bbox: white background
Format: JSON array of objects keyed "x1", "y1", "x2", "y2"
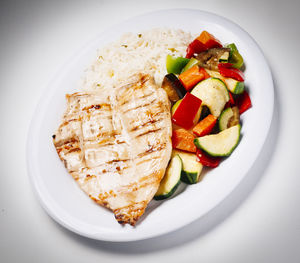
[{"x1": 1, "y1": 0, "x2": 299, "y2": 262}]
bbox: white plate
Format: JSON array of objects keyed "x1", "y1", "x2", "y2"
[{"x1": 27, "y1": 9, "x2": 274, "y2": 242}]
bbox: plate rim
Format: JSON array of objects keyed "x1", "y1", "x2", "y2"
[{"x1": 26, "y1": 8, "x2": 274, "y2": 242}]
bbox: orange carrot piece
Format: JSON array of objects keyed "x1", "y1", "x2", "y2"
[
  {"x1": 196, "y1": 31, "x2": 222, "y2": 49},
  {"x1": 178, "y1": 65, "x2": 209, "y2": 91},
  {"x1": 172, "y1": 129, "x2": 196, "y2": 153},
  {"x1": 192, "y1": 114, "x2": 217, "y2": 137}
]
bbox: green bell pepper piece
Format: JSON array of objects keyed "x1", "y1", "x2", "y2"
[
  {"x1": 166, "y1": 55, "x2": 190, "y2": 74},
  {"x1": 226, "y1": 43, "x2": 244, "y2": 69}
]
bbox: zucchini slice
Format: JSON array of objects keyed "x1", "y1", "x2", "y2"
[
  {"x1": 191, "y1": 78, "x2": 229, "y2": 117},
  {"x1": 173, "y1": 150, "x2": 203, "y2": 184},
  {"x1": 219, "y1": 51, "x2": 230, "y2": 62},
  {"x1": 224, "y1": 78, "x2": 244, "y2": 94},
  {"x1": 204, "y1": 69, "x2": 244, "y2": 94},
  {"x1": 219, "y1": 106, "x2": 240, "y2": 131},
  {"x1": 154, "y1": 155, "x2": 182, "y2": 200},
  {"x1": 194, "y1": 124, "x2": 241, "y2": 157},
  {"x1": 181, "y1": 57, "x2": 200, "y2": 73}
]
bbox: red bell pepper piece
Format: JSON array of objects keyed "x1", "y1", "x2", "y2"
[
  {"x1": 192, "y1": 114, "x2": 217, "y2": 137},
  {"x1": 196, "y1": 31, "x2": 223, "y2": 49},
  {"x1": 225, "y1": 92, "x2": 235, "y2": 108},
  {"x1": 172, "y1": 129, "x2": 197, "y2": 153},
  {"x1": 196, "y1": 149, "x2": 221, "y2": 168},
  {"x1": 235, "y1": 91, "x2": 252, "y2": 114},
  {"x1": 179, "y1": 65, "x2": 210, "y2": 91},
  {"x1": 218, "y1": 63, "x2": 245, "y2": 82},
  {"x1": 172, "y1": 92, "x2": 202, "y2": 129},
  {"x1": 186, "y1": 39, "x2": 208, "y2": 58}
]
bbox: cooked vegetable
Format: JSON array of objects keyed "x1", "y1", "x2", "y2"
[
  {"x1": 196, "y1": 31, "x2": 223, "y2": 49},
  {"x1": 204, "y1": 69, "x2": 223, "y2": 79},
  {"x1": 181, "y1": 57, "x2": 200, "y2": 73},
  {"x1": 219, "y1": 106, "x2": 240, "y2": 131},
  {"x1": 196, "y1": 48, "x2": 231, "y2": 71},
  {"x1": 219, "y1": 51, "x2": 230, "y2": 62},
  {"x1": 191, "y1": 78, "x2": 229, "y2": 117},
  {"x1": 225, "y1": 78, "x2": 244, "y2": 94},
  {"x1": 227, "y1": 43, "x2": 238, "y2": 54},
  {"x1": 161, "y1": 32, "x2": 248, "y2": 193},
  {"x1": 204, "y1": 69, "x2": 244, "y2": 94},
  {"x1": 162, "y1": 73, "x2": 187, "y2": 102},
  {"x1": 172, "y1": 129, "x2": 197, "y2": 153},
  {"x1": 154, "y1": 155, "x2": 182, "y2": 200},
  {"x1": 226, "y1": 43, "x2": 244, "y2": 69},
  {"x1": 199, "y1": 105, "x2": 211, "y2": 121},
  {"x1": 166, "y1": 55, "x2": 190, "y2": 74},
  {"x1": 235, "y1": 91, "x2": 252, "y2": 114},
  {"x1": 196, "y1": 149, "x2": 221, "y2": 168},
  {"x1": 179, "y1": 65, "x2": 210, "y2": 91},
  {"x1": 194, "y1": 124, "x2": 241, "y2": 157},
  {"x1": 186, "y1": 39, "x2": 208, "y2": 59},
  {"x1": 171, "y1": 99, "x2": 182, "y2": 115},
  {"x1": 225, "y1": 92, "x2": 235, "y2": 108},
  {"x1": 193, "y1": 114, "x2": 217, "y2": 137},
  {"x1": 172, "y1": 92, "x2": 202, "y2": 129},
  {"x1": 218, "y1": 63, "x2": 245, "y2": 82},
  {"x1": 173, "y1": 150, "x2": 203, "y2": 184}
]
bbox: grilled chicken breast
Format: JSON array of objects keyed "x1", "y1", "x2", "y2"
[{"x1": 53, "y1": 74, "x2": 172, "y2": 226}]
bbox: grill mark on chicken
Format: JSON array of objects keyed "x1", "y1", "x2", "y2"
[
  {"x1": 97, "y1": 139, "x2": 125, "y2": 147},
  {"x1": 82, "y1": 103, "x2": 112, "y2": 112},
  {"x1": 119, "y1": 91, "x2": 153, "y2": 107},
  {"x1": 137, "y1": 142, "x2": 167, "y2": 157},
  {"x1": 135, "y1": 127, "x2": 162, "y2": 138},
  {"x1": 129, "y1": 116, "x2": 164, "y2": 132},
  {"x1": 53, "y1": 73, "x2": 172, "y2": 226},
  {"x1": 121, "y1": 98, "x2": 157, "y2": 114},
  {"x1": 83, "y1": 131, "x2": 122, "y2": 142},
  {"x1": 54, "y1": 138, "x2": 80, "y2": 148},
  {"x1": 116, "y1": 74, "x2": 149, "y2": 93},
  {"x1": 128, "y1": 107, "x2": 165, "y2": 126},
  {"x1": 99, "y1": 164, "x2": 130, "y2": 174},
  {"x1": 105, "y1": 159, "x2": 130, "y2": 165},
  {"x1": 66, "y1": 147, "x2": 81, "y2": 153},
  {"x1": 84, "y1": 174, "x2": 97, "y2": 181},
  {"x1": 135, "y1": 155, "x2": 160, "y2": 165}
]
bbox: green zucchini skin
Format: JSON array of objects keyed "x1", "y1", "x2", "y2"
[
  {"x1": 194, "y1": 124, "x2": 241, "y2": 157},
  {"x1": 219, "y1": 107, "x2": 233, "y2": 131},
  {"x1": 154, "y1": 180, "x2": 181, "y2": 200},
  {"x1": 171, "y1": 150, "x2": 202, "y2": 184},
  {"x1": 233, "y1": 81, "x2": 245, "y2": 94},
  {"x1": 225, "y1": 79, "x2": 244, "y2": 94},
  {"x1": 181, "y1": 171, "x2": 199, "y2": 185},
  {"x1": 219, "y1": 106, "x2": 240, "y2": 131},
  {"x1": 154, "y1": 155, "x2": 182, "y2": 200}
]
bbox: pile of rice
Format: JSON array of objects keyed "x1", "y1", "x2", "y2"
[{"x1": 82, "y1": 28, "x2": 193, "y2": 91}]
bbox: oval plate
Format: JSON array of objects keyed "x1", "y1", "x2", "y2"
[{"x1": 27, "y1": 9, "x2": 274, "y2": 241}]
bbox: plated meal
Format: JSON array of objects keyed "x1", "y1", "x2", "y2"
[{"x1": 52, "y1": 28, "x2": 252, "y2": 226}]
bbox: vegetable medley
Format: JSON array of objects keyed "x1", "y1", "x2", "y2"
[{"x1": 155, "y1": 31, "x2": 252, "y2": 200}]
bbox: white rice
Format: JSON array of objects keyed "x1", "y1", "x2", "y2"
[{"x1": 81, "y1": 28, "x2": 193, "y2": 91}]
